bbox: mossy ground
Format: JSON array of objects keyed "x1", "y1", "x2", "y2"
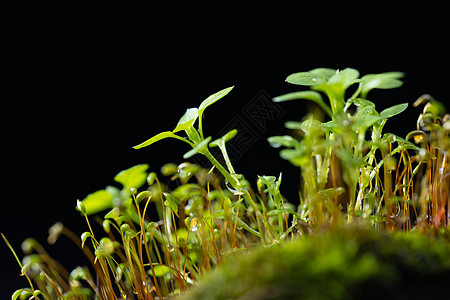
[{"x1": 180, "y1": 226, "x2": 450, "y2": 300}]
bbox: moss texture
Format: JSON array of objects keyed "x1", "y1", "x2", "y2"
[{"x1": 180, "y1": 226, "x2": 450, "y2": 300}]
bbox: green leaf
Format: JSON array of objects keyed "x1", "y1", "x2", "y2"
[
  {"x1": 273, "y1": 90, "x2": 323, "y2": 103},
  {"x1": 173, "y1": 108, "x2": 199, "y2": 133},
  {"x1": 172, "y1": 183, "x2": 202, "y2": 199},
  {"x1": 335, "y1": 149, "x2": 369, "y2": 168},
  {"x1": 80, "y1": 190, "x2": 113, "y2": 215},
  {"x1": 152, "y1": 265, "x2": 171, "y2": 277},
  {"x1": 114, "y1": 164, "x2": 149, "y2": 191},
  {"x1": 133, "y1": 131, "x2": 192, "y2": 149},
  {"x1": 379, "y1": 103, "x2": 408, "y2": 119},
  {"x1": 183, "y1": 136, "x2": 212, "y2": 159},
  {"x1": 163, "y1": 192, "x2": 180, "y2": 215},
  {"x1": 198, "y1": 86, "x2": 234, "y2": 118},
  {"x1": 350, "y1": 98, "x2": 376, "y2": 108},
  {"x1": 354, "y1": 114, "x2": 383, "y2": 131},
  {"x1": 267, "y1": 135, "x2": 299, "y2": 148},
  {"x1": 327, "y1": 68, "x2": 360, "y2": 89},
  {"x1": 286, "y1": 71, "x2": 326, "y2": 86},
  {"x1": 12, "y1": 289, "x2": 30, "y2": 300},
  {"x1": 279, "y1": 148, "x2": 308, "y2": 167},
  {"x1": 257, "y1": 173, "x2": 282, "y2": 196},
  {"x1": 284, "y1": 121, "x2": 303, "y2": 130},
  {"x1": 390, "y1": 134, "x2": 421, "y2": 151},
  {"x1": 309, "y1": 68, "x2": 337, "y2": 79},
  {"x1": 360, "y1": 72, "x2": 404, "y2": 97},
  {"x1": 316, "y1": 187, "x2": 346, "y2": 201},
  {"x1": 210, "y1": 129, "x2": 238, "y2": 147},
  {"x1": 301, "y1": 119, "x2": 325, "y2": 136},
  {"x1": 267, "y1": 208, "x2": 301, "y2": 220},
  {"x1": 273, "y1": 91, "x2": 332, "y2": 117}
]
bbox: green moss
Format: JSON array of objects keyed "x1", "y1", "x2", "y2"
[{"x1": 180, "y1": 227, "x2": 450, "y2": 300}]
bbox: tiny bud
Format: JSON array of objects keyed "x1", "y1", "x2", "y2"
[
  {"x1": 76, "y1": 200, "x2": 86, "y2": 215},
  {"x1": 147, "y1": 172, "x2": 157, "y2": 185}
]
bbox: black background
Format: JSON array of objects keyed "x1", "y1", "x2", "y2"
[{"x1": 1, "y1": 2, "x2": 448, "y2": 296}]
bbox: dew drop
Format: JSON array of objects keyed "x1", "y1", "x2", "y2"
[
  {"x1": 167, "y1": 244, "x2": 175, "y2": 252},
  {"x1": 190, "y1": 217, "x2": 199, "y2": 232}
]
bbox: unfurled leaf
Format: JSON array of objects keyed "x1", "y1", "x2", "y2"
[
  {"x1": 80, "y1": 190, "x2": 113, "y2": 215},
  {"x1": 316, "y1": 187, "x2": 346, "y2": 201},
  {"x1": 309, "y1": 68, "x2": 336, "y2": 79},
  {"x1": 279, "y1": 148, "x2": 308, "y2": 167},
  {"x1": 350, "y1": 98, "x2": 376, "y2": 108},
  {"x1": 173, "y1": 108, "x2": 199, "y2": 133},
  {"x1": 273, "y1": 90, "x2": 323, "y2": 103},
  {"x1": 360, "y1": 72, "x2": 404, "y2": 97},
  {"x1": 183, "y1": 136, "x2": 212, "y2": 159},
  {"x1": 152, "y1": 265, "x2": 171, "y2": 277},
  {"x1": 284, "y1": 121, "x2": 303, "y2": 130},
  {"x1": 172, "y1": 183, "x2": 202, "y2": 200},
  {"x1": 133, "y1": 131, "x2": 191, "y2": 149},
  {"x1": 286, "y1": 71, "x2": 326, "y2": 86},
  {"x1": 161, "y1": 163, "x2": 178, "y2": 176},
  {"x1": 198, "y1": 86, "x2": 234, "y2": 118},
  {"x1": 353, "y1": 107, "x2": 382, "y2": 131},
  {"x1": 114, "y1": 164, "x2": 149, "y2": 191},
  {"x1": 380, "y1": 103, "x2": 408, "y2": 119},
  {"x1": 273, "y1": 91, "x2": 332, "y2": 117},
  {"x1": 301, "y1": 119, "x2": 325, "y2": 136},
  {"x1": 327, "y1": 68, "x2": 360, "y2": 89},
  {"x1": 267, "y1": 135, "x2": 299, "y2": 148},
  {"x1": 267, "y1": 208, "x2": 301, "y2": 219},
  {"x1": 210, "y1": 129, "x2": 238, "y2": 147},
  {"x1": 335, "y1": 149, "x2": 369, "y2": 168}
]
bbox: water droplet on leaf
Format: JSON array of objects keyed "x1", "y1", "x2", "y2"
[{"x1": 190, "y1": 217, "x2": 199, "y2": 232}]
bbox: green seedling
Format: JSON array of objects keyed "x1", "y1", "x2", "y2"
[
  {"x1": 3, "y1": 68, "x2": 449, "y2": 300},
  {"x1": 271, "y1": 67, "x2": 449, "y2": 231}
]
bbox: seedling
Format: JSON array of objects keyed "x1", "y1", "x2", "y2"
[
  {"x1": 3, "y1": 68, "x2": 449, "y2": 299},
  {"x1": 270, "y1": 68, "x2": 449, "y2": 230}
]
